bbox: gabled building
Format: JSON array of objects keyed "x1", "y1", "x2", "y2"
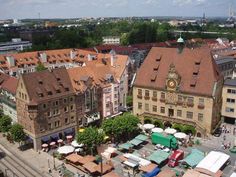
[
  {"x1": 0, "y1": 75, "x2": 18, "y2": 122},
  {"x1": 133, "y1": 47, "x2": 223, "y2": 137},
  {"x1": 16, "y1": 68, "x2": 77, "y2": 151}
]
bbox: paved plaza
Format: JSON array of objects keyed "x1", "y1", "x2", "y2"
[{"x1": 0, "y1": 123, "x2": 236, "y2": 177}]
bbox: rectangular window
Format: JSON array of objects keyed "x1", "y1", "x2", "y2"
[
  {"x1": 145, "y1": 103, "x2": 149, "y2": 111},
  {"x1": 161, "y1": 92, "x2": 165, "y2": 99},
  {"x1": 54, "y1": 121, "x2": 60, "y2": 128},
  {"x1": 187, "y1": 97, "x2": 194, "y2": 104},
  {"x1": 160, "y1": 107, "x2": 165, "y2": 114},
  {"x1": 138, "y1": 102, "x2": 142, "y2": 109},
  {"x1": 153, "y1": 91, "x2": 157, "y2": 98},
  {"x1": 152, "y1": 105, "x2": 157, "y2": 112},
  {"x1": 199, "y1": 98, "x2": 204, "y2": 105},
  {"x1": 226, "y1": 98, "x2": 235, "y2": 103},
  {"x1": 145, "y1": 90, "x2": 149, "y2": 97},
  {"x1": 65, "y1": 118, "x2": 69, "y2": 124},
  {"x1": 178, "y1": 95, "x2": 183, "y2": 102},
  {"x1": 47, "y1": 111, "x2": 52, "y2": 117},
  {"x1": 177, "y1": 110, "x2": 182, "y2": 117},
  {"x1": 70, "y1": 105, "x2": 74, "y2": 110},
  {"x1": 138, "y1": 89, "x2": 142, "y2": 96},
  {"x1": 48, "y1": 123, "x2": 52, "y2": 130},
  {"x1": 43, "y1": 104, "x2": 47, "y2": 109},
  {"x1": 70, "y1": 97, "x2": 74, "y2": 102},
  {"x1": 71, "y1": 116, "x2": 75, "y2": 122},
  {"x1": 198, "y1": 113, "x2": 203, "y2": 122},
  {"x1": 186, "y1": 112, "x2": 193, "y2": 119},
  {"x1": 226, "y1": 107, "x2": 234, "y2": 112},
  {"x1": 64, "y1": 106, "x2": 69, "y2": 112},
  {"x1": 227, "y1": 89, "x2": 236, "y2": 94}
]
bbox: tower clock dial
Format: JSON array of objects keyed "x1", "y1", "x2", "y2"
[{"x1": 167, "y1": 79, "x2": 176, "y2": 89}]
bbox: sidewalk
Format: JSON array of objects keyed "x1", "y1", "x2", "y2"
[{"x1": 0, "y1": 133, "x2": 86, "y2": 177}]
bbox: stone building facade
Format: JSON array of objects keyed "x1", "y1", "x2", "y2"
[{"x1": 133, "y1": 47, "x2": 223, "y2": 137}]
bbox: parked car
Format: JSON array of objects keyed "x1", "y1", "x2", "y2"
[
  {"x1": 168, "y1": 149, "x2": 184, "y2": 167},
  {"x1": 213, "y1": 127, "x2": 222, "y2": 137}
]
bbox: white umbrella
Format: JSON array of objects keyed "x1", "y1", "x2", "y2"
[
  {"x1": 143, "y1": 124, "x2": 155, "y2": 130},
  {"x1": 71, "y1": 140, "x2": 84, "y2": 148},
  {"x1": 164, "y1": 128, "x2": 177, "y2": 134},
  {"x1": 75, "y1": 148, "x2": 83, "y2": 152},
  {"x1": 174, "y1": 132, "x2": 187, "y2": 139},
  {"x1": 57, "y1": 145, "x2": 75, "y2": 154},
  {"x1": 151, "y1": 127, "x2": 164, "y2": 133}
]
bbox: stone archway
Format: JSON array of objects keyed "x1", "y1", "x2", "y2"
[
  {"x1": 196, "y1": 132, "x2": 202, "y2": 138},
  {"x1": 164, "y1": 121, "x2": 172, "y2": 129}
]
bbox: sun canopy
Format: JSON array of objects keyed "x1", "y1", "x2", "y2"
[
  {"x1": 57, "y1": 145, "x2": 75, "y2": 154},
  {"x1": 196, "y1": 151, "x2": 230, "y2": 173},
  {"x1": 182, "y1": 149, "x2": 205, "y2": 168},
  {"x1": 151, "y1": 128, "x2": 164, "y2": 133},
  {"x1": 143, "y1": 124, "x2": 155, "y2": 129},
  {"x1": 164, "y1": 128, "x2": 177, "y2": 134},
  {"x1": 65, "y1": 153, "x2": 82, "y2": 163},
  {"x1": 130, "y1": 138, "x2": 143, "y2": 146},
  {"x1": 147, "y1": 150, "x2": 170, "y2": 164},
  {"x1": 71, "y1": 140, "x2": 84, "y2": 148},
  {"x1": 135, "y1": 134, "x2": 149, "y2": 141},
  {"x1": 119, "y1": 143, "x2": 134, "y2": 150},
  {"x1": 174, "y1": 132, "x2": 187, "y2": 139}
]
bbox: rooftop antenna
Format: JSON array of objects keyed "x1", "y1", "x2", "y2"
[{"x1": 38, "y1": 12, "x2": 41, "y2": 20}]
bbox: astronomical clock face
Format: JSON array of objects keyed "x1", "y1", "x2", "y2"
[{"x1": 167, "y1": 79, "x2": 177, "y2": 89}]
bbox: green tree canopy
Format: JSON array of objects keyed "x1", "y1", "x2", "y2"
[
  {"x1": 0, "y1": 115, "x2": 12, "y2": 133},
  {"x1": 76, "y1": 127, "x2": 105, "y2": 155},
  {"x1": 102, "y1": 113, "x2": 139, "y2": 141},
  {"x1": 36, "y1": 63, "x2": 47, "y2": 72},
  {"x1": 10, "y1": 123, "x2": 26, "y2": 144}
]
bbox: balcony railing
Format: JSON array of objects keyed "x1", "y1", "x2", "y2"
[{"x1": 177, "y1": 101, "x2": 183, "y2": 106}]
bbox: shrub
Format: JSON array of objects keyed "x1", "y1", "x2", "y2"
[
  {"x1": 195, "y1": 139, "x2": 201, "y2": 145},
  {"x1": 172, "y1": 123, "x2": 184, "y2": 132},
  {"x1": 144, "y1": 117, "x2": 153, "y2": 124},
  {"x1": 153, "y1": 120, "x2": 164, "y2": 128},
  {"x1": 183, "y1": 125, "x2": 196, "y2": 135}
]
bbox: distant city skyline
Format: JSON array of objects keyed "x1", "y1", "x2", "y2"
[{"x1": 0, "y1": 0, "x2": 235, "y2": 19}]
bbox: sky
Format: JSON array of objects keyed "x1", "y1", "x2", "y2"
[{"x1": 0, "y1": 0, "x2": 234, "y2": 19}]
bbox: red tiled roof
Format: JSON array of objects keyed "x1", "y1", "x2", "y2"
[
  {"x1": 1, "y1": 76, "x2": 18, "y2": 94},
  {"x1": 134, "y1": 47, "x2": 222, "y2": 97}
]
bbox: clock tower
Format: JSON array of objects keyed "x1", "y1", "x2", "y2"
[{"x1": 166, "y1": 63, "x2": 181, "y2": 92}]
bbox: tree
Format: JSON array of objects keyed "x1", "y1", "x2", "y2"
[
  {"x1": 101, "y1": 113, "x2": 139, "y2": 141},
  {"x1": 36, "y1": 63, "x2": 47, "y2": 72},
  {"x1": 126, "y1": 95, "x2": 133, "y2": 107},
  {"x1": 10, "y1": 123, "x2": 26, "y2": 145},
  {"x1": 153, "y1": 120, "x2": 164, "y2": 128},
  {"x1": 0, "y1": 115, "x2": 12, "y2": 133},
  {"x1": 144, "y1": 117, "x2": 152, "y2": 124},
  {"x1": 76, "y1": 127, "x2": 104, "y2": 155}
]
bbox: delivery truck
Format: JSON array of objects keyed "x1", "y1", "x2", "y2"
[{"x1": 151, "y1": 132, "x2": 178, "y2": 149}]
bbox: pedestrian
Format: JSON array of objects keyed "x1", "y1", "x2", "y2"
[{"x1": 223, "y1": 135, "x2": 226, "y2": 141}]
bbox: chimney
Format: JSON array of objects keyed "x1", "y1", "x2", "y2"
[
  {"x1": 39, "y1": 52, "x2": 47, "y2": 63},
  {"x1": 110, "y1": 50, "x2": 116, "y2": 67},
  {"x1": 111, "y1": 54, "x2": 114, "y2": 67},
  {"x1": 88, "y1": 54, "x2": 92, "y2": 61},
  {"x1": 6, "y1": 56, "x2": 15, "y2": 67},
  {"x1": 70, "y1": 49, "x2": 77, "y2": 60}
]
